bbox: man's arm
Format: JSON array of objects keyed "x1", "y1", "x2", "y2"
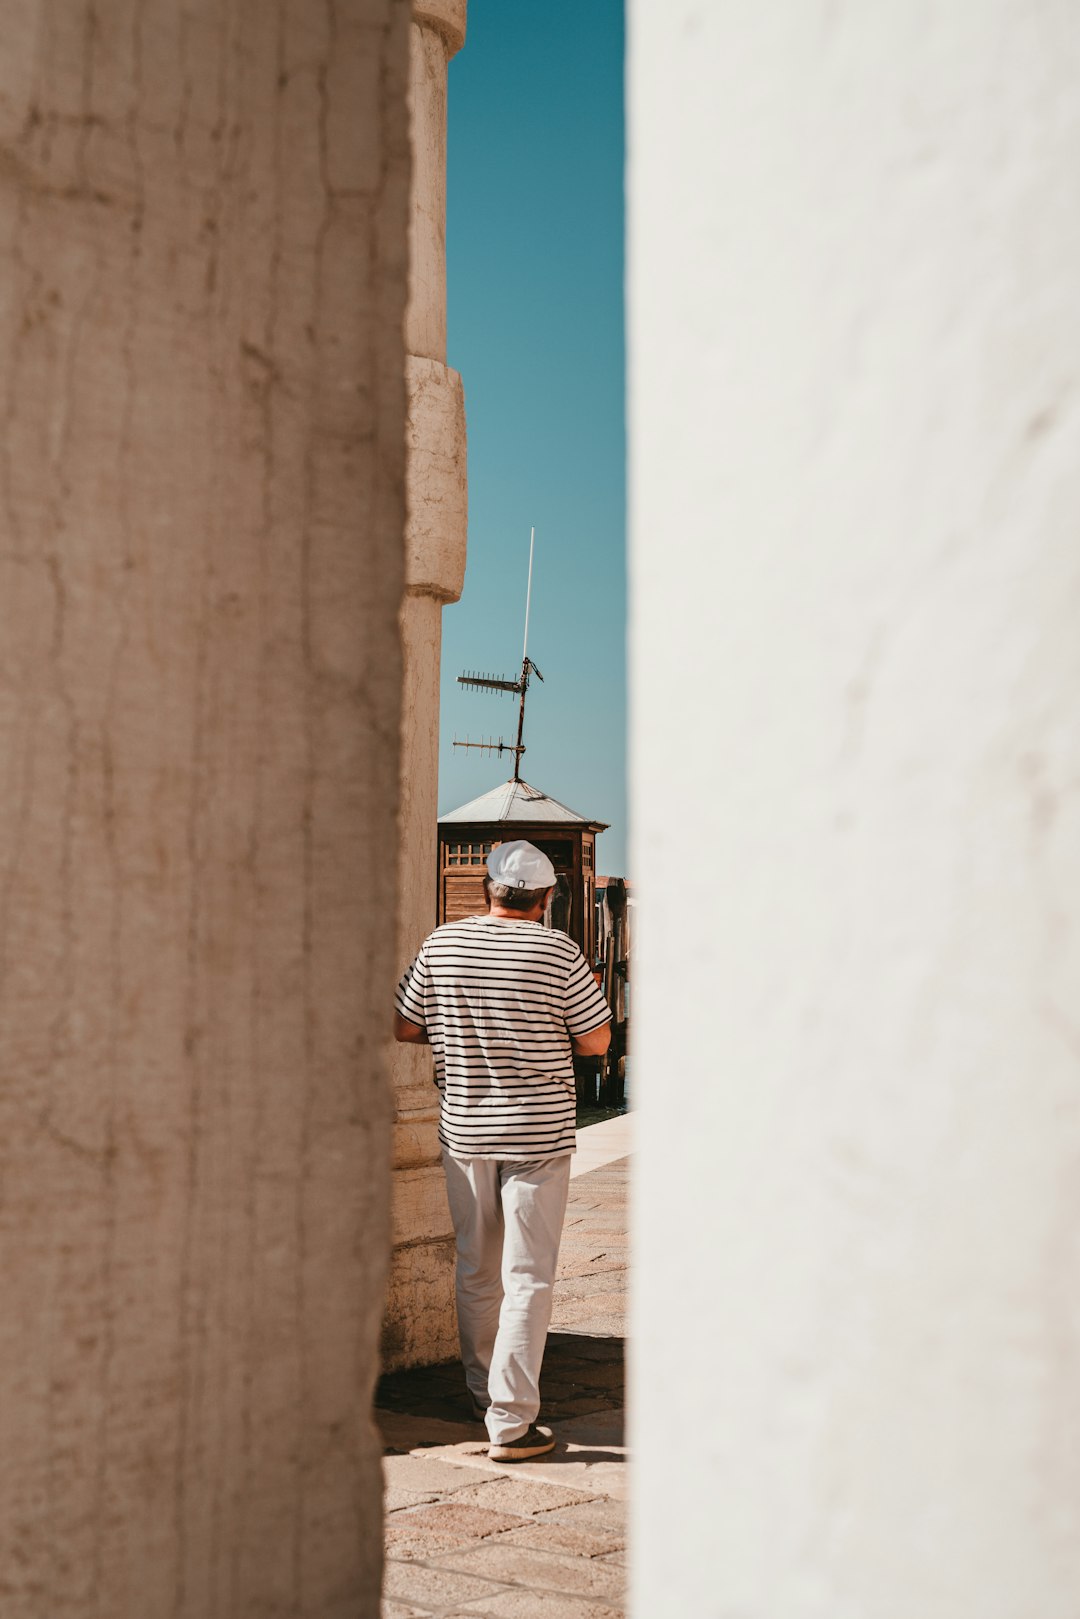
[
  {"x1": 394, "y1": 1013, "x2": 429, "y2": 1045},
  {"x1": 571, "y1": 1021, "x2": 611, "y2": 1058},
  {"x1": 565, "y1": 948, "x2": 614, "y2": 1057}
]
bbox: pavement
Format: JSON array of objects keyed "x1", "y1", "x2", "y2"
[
  {"x1": 376, "y1": 1126, "x2": 630, "y2": 1618},
  {"x1": 567, "y1": 1113, "x2": 632, "y2": 1181}
]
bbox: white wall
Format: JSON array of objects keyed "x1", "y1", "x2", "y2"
[{"x1": 629, "y1": 5, "x2": 1080, "y2": 1615}]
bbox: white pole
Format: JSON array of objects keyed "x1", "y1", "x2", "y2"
[{"x1": 522, "y1": 526, "x2": 535, "y2": 664}]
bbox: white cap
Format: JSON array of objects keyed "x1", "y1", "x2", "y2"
[{"x1": 486, "y1": 840, "x2": 556, "y2": 891}]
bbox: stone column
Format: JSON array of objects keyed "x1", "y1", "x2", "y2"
[
  {"x1": 630, "y1": 3, "x2": 1080, "y2": 1615},
  {"x1": 0, "y1": 3, "x2": 409, "y2": 1616},
  {"x1": 382, "y1": 0, "x2": 467, "y2": 1371}
]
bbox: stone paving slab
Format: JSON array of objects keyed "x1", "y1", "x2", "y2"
[
  {"x1": 383, "y1": 1560, "x2": 512, "y2": 1610},
  {"x1": 546, "y1": 1299, "x2": 624, "y2": 1337},
  {"x1": 568, "y1": 1113, "x2": 632, "y2": 1179},
  {"x1": 448, "y1": 1479, "x2": 601, "y2": 1515},
  {"x1": 386, "y1": 1502, "x2": 527, "y2": 1559},
  {"x1": 436, "y1": 1543, "x2": 625, "y2": 1600},
  {"x1": 378, "y1": 1152, "x2": 629, "y2": 1617},
  {"x1": 443, "y1": 1595, "x2": 624, "y2": 1618},
  {"x1": 535, "y1": 1500, "x2": 626, "y2": 1535},
  {"x1": 385, "y1": 1455, "x2": 496, "y2": 1496},
  {"x1": 494, "y1": 1522, "x2": 623, "y2": 1560}
]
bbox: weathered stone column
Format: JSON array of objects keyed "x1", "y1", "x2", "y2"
[
  {"x1": 382, "y1": 0, "x2": 467, "y2": 1370},
  {"x1": 630, "y1": 3, "x2": 1080, "y2": 1615},
  {"x1": 0, "y1": 4, "x2": 409, "y2": 1615}
]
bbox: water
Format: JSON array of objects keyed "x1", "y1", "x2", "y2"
[{"x1": 576, "y1": 1057, "x2": 631, "y2": 1128}]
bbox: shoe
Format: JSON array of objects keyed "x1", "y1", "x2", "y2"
[
  {"x1": 467, "y1": 1392, "x2": 489, "y2": 1424},
  {"x1": 488, "y1": 1424, "x2": 556, "y2": 1463}
]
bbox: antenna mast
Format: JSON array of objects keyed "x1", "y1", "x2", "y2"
[
  {"x1": 454, "y1": 528, "x2": 544, "y2": 781},
  {"x1": 522, "y1": 525, "x2": 535, "y2": 663}
]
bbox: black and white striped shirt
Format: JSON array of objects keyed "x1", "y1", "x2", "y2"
[{"x1": 395, "y1": 915, "x2": 612, "y2": 1160}]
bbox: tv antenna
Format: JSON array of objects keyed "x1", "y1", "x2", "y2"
[{"x1": 454, "y1": 526, "x2": 544, "y2": 784}]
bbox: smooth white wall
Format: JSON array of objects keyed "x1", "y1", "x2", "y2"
[{"x1": 628, "y1": 5, "x2": 1080, "y2": 1615}]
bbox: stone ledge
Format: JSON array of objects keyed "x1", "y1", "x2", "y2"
[
  {"x1": 382, "y1": 1237, "x2": 458, "y2": 1369},
  {"x1": 392, "y1": 1162, "x2": 454, "y2": 1247},
  {"x1": 405, "y1": 354, "x2": 467, "y2": 602},
  {"x1": 393, "y1": 1115, "x2": 442, "y2": 1171},
  {"x1": 413, "y1": 0, "x2": 467, "y2": 55}
]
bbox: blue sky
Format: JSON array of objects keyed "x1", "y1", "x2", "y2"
[{"x1": 440, "y1": 0, "x2": 627, "y2": 876}]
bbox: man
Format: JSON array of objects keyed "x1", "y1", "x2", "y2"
[{"x1": 394, "y1": 840, "x2": 612, "y2": 1461}]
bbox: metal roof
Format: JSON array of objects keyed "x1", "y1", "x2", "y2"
[{"x1": 439, "y1": 777, "x2": 609, "y2": 831}]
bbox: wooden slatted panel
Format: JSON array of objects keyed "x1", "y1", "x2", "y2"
[{"x1": 444, "y1": 873, "x2": 487, "y2": 924}]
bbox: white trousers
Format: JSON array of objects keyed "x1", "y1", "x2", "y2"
[{"x1": 442, "y1": 1149, "x2": 571, "y2": 1445}]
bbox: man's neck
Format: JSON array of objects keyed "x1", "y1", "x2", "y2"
[{"x1": 487, "y1": 905, "x2": 545, "y2": 924}]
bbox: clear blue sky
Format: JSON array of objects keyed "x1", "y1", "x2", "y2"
[{"x1": 440, "y1": 0, "x2": 627, "y2": 876}]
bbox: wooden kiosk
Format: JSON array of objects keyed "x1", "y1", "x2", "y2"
[{"x1": 438, "y1": 778, "x2": 608, "y2": 964}]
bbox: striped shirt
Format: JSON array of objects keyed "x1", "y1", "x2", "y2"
[{"x1": 395, "y1": 915, "x2": 612, "y2": 1160}]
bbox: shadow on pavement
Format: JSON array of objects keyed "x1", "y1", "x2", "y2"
[{"x1": 375, "y1": 1329, "x2": 625, "y2": 1445}]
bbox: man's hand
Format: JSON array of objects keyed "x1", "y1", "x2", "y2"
[
  {"x1": 571, "y1": 1021, "x2": 612, "y2": 1058},
  {"x1": 395, "y1": 1013, "x2": 429, "y2": 1045}
]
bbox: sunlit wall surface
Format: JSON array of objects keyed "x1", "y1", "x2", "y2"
[{"x1": 629, "y1": 4, "x2": 1080, "y2": 1614}]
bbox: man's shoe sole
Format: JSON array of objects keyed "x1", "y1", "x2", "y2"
[{"x1": 488, "y1": 1433, "x2": 556, "y2": 1463}]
